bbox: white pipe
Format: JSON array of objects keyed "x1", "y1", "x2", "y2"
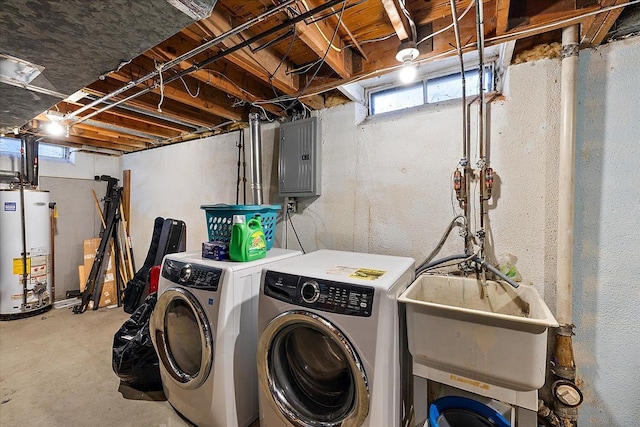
[{"x1": 556, "y1": 25, "x2": 579, "y2": 326}]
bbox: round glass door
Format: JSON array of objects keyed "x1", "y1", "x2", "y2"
[
  {"x1": 151, "y1": 287, "x2": 213, "y2": 389},
  {"x1": 257, "y1": 311, "x2": 369, "y2": 427}
]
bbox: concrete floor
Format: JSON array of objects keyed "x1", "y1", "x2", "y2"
[{"x1": 0, "y1": 303, "x2": 193, "y2": 427}]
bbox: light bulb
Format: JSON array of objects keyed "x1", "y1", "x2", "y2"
[
  {"x1": 399, "y1": 61, "x2": 417, "y2": 84},
  {"x1": 46, "y1": 121, "x2": 64, "y2": 136}
]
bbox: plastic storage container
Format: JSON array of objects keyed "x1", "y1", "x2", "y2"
[{"x1": 201, "y1": 204, "x2": 280, "y2": 250}]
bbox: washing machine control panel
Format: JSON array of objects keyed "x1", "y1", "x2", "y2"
[
  {"x1": 264, "y1": 271, "x2": 374, "y2": 317},
  {"x1": 162, "y1": 259, "x2": 222, "y2": 291}
]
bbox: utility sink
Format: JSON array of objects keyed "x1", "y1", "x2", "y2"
[{"x1": 399, "y1": 274, "x2": 558, "y2": 391}]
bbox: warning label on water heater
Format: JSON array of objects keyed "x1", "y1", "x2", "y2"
[
  {"x1": 13, "y1": 257, "x2": 31, "y2": 275},
  {"x1": 4, "y1": 202, "x2": 17, "y2": 211}
]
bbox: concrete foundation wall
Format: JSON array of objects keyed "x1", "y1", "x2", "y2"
[
  {"x1": 120, "y1": 36, "x2": 640, "y2": 426},
  {"x1": 0, "y1": 150, "x2": 119, "y2": 182}
]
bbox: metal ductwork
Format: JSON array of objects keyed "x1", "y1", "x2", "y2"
[
  {"x1": 249, "y1": 113, "x2": 264, "y2": 205},
  {"x1": 0, "y1": 0, "x2": 210, "y2": 134},
  {"x1": 0, "y1": 170, "x2": 21, "y2": 183}
]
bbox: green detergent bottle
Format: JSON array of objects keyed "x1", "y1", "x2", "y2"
[{"x1": 229, "y1": 215, "x2": 267, "y2": 262}]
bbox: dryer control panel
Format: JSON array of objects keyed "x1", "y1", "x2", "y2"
[
  {"x1": 162, "y1": 259, "x2": 222, "y2": 291},
  {"x1": 264, "y1": 271, "x2": 374, "y2": 317}
]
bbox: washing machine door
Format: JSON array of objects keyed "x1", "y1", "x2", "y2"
[
  {"x1": 257, "y1": 310, "x2": 369, "y2": 427},
  {"x1": 151, "y1": 286, "x2": 213, "y2": 389}
]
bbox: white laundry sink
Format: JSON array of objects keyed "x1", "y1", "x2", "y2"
[{"x1": 399, "y1": 274, "x2": 558, "y2": 391}]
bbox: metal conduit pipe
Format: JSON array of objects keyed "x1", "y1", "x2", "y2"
[
  {"x1": 19, "y1": 137, "x2": 29, "y2": 309},
  {"x1": 66, "y1": 0, "x2": 298, "y2": 121},
  {"x1": 449, "y1": 0, "x2": 472, "y2": 255},
  {"x1": 475, "y1": 0, "x2": 487, "y2": 239},
  {"x1": 552, "y1": 24, "x2": 580, "y2": 427},
  {"x1": 248, "y1": 113, "x2": 264, "y2": 205},
  {"x1": 82, "y1": 95, "x2": 201, "y2": 130}
]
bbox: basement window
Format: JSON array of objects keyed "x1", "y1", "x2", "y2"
[
  {"x1": 369, "y1": 66, "x2": 494, "y2": 116},
  {"x1": 0, "y1": 137, "x2": 70, "y2": 161}
]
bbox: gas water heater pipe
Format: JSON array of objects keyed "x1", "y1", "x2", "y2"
[
  {"x1": 19, "y1": 137, "x2": 29, "y2": 309},
  {"x1": 553, "y1": 24, "x2": 580, "y2": 426},
  {"x1": 249, "y1": 113, "x2": 264, "y2": 205}
]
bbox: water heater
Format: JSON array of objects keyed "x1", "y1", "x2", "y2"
[{"x1": 0, "y1": 189, "x2": 52, "y2": 319}]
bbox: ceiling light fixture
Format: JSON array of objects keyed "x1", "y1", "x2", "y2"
[
  {"x1": 45, "y1": 121, "x2": 65, "y2": 136},
  {"x1": 396, "y1": 40, "x2": 419, "y2": 84},
  {"x1": 44, "y1": 110, "x2": 66, "y2": 136}
]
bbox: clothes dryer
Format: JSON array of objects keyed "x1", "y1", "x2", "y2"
[
  {"x1": 150, "y1": 249, "x2": 301, "y2": 427},
  {"x1": 256, "y1": 250, "x2": 415, "y2": 427}
]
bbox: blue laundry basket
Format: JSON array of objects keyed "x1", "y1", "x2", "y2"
[{"x1": 201, "y1": 204, "x2": 280, "y2": 250}]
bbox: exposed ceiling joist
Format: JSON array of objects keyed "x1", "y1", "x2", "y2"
[
  {"x1": 496, "y1": 0, "x2": 512, "y2": 35},
  {"x1": 106, "y1": 56, "x2": 245, "y2": 122},
  {"x1": 186, "y1": 17, "x2": 326, "y2": 109},
  {"x1": 146, "y1": 45, "x2": 284, "y2": 116},
  {"x1": 292, "y1": 0, "x2": 354, "y2": 79},
  {"x1": 71, "y1": 98, "x2": 197, "y2": 133},
  {"x1": 58, "y1": 102, "x2": 183, "y2": 139},
  {"x1": 86, "y1": 80, "x2": 228, "y2": 129},
  {"x1": 2, "y1": 0, "x2": 634, "y2": 154},
  {"x1": 197, "y1": 13, "x2": 300, "y2": 93},
  {"x1": 381, "y1": 0, "x2": 412, "y2": 41},
  {"x1": 581, "y1": 0, "x2": 628, "y2": 46}
]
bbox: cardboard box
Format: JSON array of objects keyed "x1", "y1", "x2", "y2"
[{"x1": 80, "y1": 238, "x2": 116, "y2": 307}]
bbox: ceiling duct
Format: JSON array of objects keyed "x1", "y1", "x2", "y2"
[
  {"x1": 0, "y1": 54, "x2": 45, "y2": 87},
  {"x1": 165, "y1": 0, "x2": 217, "y2": 20}
]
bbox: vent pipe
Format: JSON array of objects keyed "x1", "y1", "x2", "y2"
[
  {"x1": 0, "y1": 170, "x2": 20, "y2": 182},
  {"x1": 249, "y1": 113, "x2": 264, "y2": 205},
  {"x1": 553, "y1": 24, "x2": 580, "y2": 427}
]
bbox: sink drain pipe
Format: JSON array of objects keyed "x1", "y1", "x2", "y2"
[{"x1": 552, "y1": 24, "x2": 581, "y2": 426}]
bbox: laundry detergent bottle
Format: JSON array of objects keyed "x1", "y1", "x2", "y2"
[{"x1": 229, "y1": 215, "x2": 267, "y2": 262}]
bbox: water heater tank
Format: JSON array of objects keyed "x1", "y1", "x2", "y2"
[{"x1": 0, "y1": 189, "x2": 52, "y2": 320}]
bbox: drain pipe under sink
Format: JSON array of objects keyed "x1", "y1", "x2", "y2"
[{"x1": 552, "y1": 24, "x2": 581, "y2": 426}]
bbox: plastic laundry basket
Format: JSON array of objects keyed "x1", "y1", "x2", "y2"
[{"x1": 201, "y1": 204, "x2": 280, "y2": 250}]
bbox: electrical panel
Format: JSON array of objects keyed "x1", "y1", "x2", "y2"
[{"x1": 278, "y1": 117, "x2": 321, "y2": 198}]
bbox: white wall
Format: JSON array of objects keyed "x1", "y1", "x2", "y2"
[
  {"x1": 1, "y1": 150, "x2": 119, "y2": 182},
  {"x1": 572, "y1": 37, "x2": 640, "y2": 426},
  {"x1": 120, "y1": 126, "x2": 279, "y2": 264},
  {"x1": 120, "y1": 36, "x2": 640, "y2": 425}
]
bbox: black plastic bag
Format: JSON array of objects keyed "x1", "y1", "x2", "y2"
[
  {"x1": 112, "y1": 293, "x2": 163, "y2": 391},
  {"x1": 122, "y1": 276, "x2": 148, "y2": 315}
]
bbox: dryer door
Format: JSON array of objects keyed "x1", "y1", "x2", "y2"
[
  {"x1": 151, "y1": 286, "x2": 213, "y2": 389},
  {"x1": 257, "y1": 310, "x2": 369, "y2": 427}
]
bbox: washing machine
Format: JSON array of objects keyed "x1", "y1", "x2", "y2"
[
  {"x1": 256, "y1": 249, "x2": 416, "y2": 427},
  {"x1": 150, "y1": 248, "x2": 301, "y2": 427}
]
